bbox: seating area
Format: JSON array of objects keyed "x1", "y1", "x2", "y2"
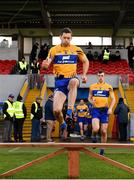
[
  {"x1": 128, "y1": 74, "x2": 134, "y2": 84},
  {"x1": 40, "y1": 60, "x2": 133, "y2": 75},
  {"x1": 78, "y1": 59, "x2": 132, "y2": 74},
  {"x1": 0, "y1": 60, "x2": 17, "y2": 74}
]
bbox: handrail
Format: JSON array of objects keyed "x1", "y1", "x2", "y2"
[
  {"x1": 19, "y1": 76, "x2": 29, "y2": 101},
  {"x1": 40, "y1": 80, "x2": 47, "y2": 107}
]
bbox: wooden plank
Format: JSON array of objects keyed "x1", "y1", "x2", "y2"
[
  {"x1": 0, "y1": 148, "x2": 65, "y2": 178},
  {"x1": 68, "y1": 148, "x2": 80, "y2": 179},
  {"x1": 82, "y1": 148, "x2": 134, "y2": 174},
  {"x1": 0, "y1": 143, "x2": 134, "y2": 149}
]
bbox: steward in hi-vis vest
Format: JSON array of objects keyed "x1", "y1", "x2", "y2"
[
  {"x1": 103, "y1": 48, "x2": 110, "y2": 64},
  {"x1": 13, "y1": 95, "x2": 27, "y2": 142},
  {"x1": 2, "y1": 94, "x2": 15, "y2": 142},
  {"x1": 18, "y1": 57, "x2": 28, "y2": 74},
  {"x1": 31, "y1": 96, "x2": 43, "y2": 142}
]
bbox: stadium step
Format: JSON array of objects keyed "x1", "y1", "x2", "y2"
[{"x1": 23, "y1": 88, "x2": 41, "y2": 142}]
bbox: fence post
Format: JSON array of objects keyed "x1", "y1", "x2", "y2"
[{"x1": 68, "y1": 148, "x2": 80, "y2": 179}]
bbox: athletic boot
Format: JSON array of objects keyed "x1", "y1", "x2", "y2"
[{"x1": 99, "y1": 149, "x2": 105, "y2": 156}]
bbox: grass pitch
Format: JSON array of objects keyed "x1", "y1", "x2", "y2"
[{"x1": 0, "y1": 147, "x2": 134, "y2": 179}]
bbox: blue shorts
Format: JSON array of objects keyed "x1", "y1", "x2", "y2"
[
  {"x1": 85, "y1": 117, "x2": 92, "y2": 124},
  {"x1": 55, "y1": 77, "x2": 78, "y2": 96},
  {"x1": 92, "y1": 107, "x2": 109, "y2": 123},
  {"x1": 77, "y1": 117, "x2": 86, "y2": 124}
]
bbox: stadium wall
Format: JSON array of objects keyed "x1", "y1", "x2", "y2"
[
  {"x1": 0, "y1": 47, "x2": 18, "y2": 60},
  {"x1": 45, "y1": 75, "x2": 119, "y2": 88},
  {"x1": 0, "y1": 75, "x2": 26, "y2": 101}
]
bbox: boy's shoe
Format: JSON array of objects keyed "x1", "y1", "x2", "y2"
[{"x1": 99, "y1": 149, "x2": 105, "y2": 156}]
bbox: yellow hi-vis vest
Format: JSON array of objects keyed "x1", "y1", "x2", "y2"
[
  {"x1": 103, "y1": 50, "x2": 110, "y2": 60},
  {"x1": 31, "y1": 62, "x2": 40, "y2": 74},
  {"x1": 13, "y1": 101, "x2": 24, "y2": 119},
  {"x1": 4, "y1": 100, "x2": 14, "y2": 118},
  {"x1": 19, "y1": 61, "x2": 27, "y2": 70},
  {"x1": 31, "y1": 102, "x2": 38, "y2": 120}
]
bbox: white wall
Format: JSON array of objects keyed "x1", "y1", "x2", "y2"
[
  {"x1": 24, "y1": 38, "x2": 32, "y2": 54},
  {"x1": 45, "y1": 74, "x2": 119, "y2": 88},
  {"x1": 0, "y1": 75, "x2": 26, "y2": 101},
  {"x1": 0, "y1": 47, "x2": 18, "y2": 60}
]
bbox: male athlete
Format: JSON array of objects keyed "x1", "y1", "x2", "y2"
[
  {"x1": 42, "y1": 27, "x2": 89, "y2": 139},
  {"x1": 88, "y1": 70, "x2": 115, "y2": 155},
  {"x1": 76, "y1": 99, "x2": 88, "y2": 141}
]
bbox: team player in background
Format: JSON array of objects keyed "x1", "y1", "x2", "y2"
[
  {"x1": 88, "y1": 70, "x2": 115, "y2": 155},
  {"x1": 42, "y1": 27, "x2": 89, "y2": 140},
  {"x1": 76, "y1": 99, "x2": 88, "y2": 141}
]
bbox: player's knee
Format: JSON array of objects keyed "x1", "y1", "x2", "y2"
[
  {"x1": 101, "y1": 129, "x2": 107, "y2": 136},
  {"x1": 69, "y1": 79, "x2": 79, "y2": 87},
  {"x1": 92, "y1": 127, "x2": 99, "y2": 133}
]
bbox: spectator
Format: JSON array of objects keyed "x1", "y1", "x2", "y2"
[
  {"x1": 18, "y1": 57, "x2": 28, "y2": 74},
  {"x1": 87, "y1": 41, "x2": 93, "y2": 49},
  {"x1": 30, "y1": 42, "x2": 39, "y2": 64},
  {"x1": 44, "y1": 94, "x2": 56, "y2": 142},
  {"x1": 30, "y1": 59, "x2": 41, "y2": 89},
  {"x1": 114, "y1": 98, "x2": 130, "y2": 142},
  {"x1": 31, "y1": 97, "x2": 43, "y2": 142},
  {"x1": 126, "y1": 42, "x2": 134, "y2": 69},
  {"x1": 86, "y1": 50, "x2": 93, "y2": 61},
  {"x1": 111, "y1": 51, "x2": 121, "y2": 61},
  {"x1": 2, "y1": 94, "x2": 14, "y2": 142},
  {"x1": 13, "y1": 95, "x2": 27, "y2": 142},
  {"x1": 115, "y1": 51, "x2": 121, "y2": 61},
  {"x1": 93, "y1": 51, "x2": 99, "y2": 60},
  {"x1": 0, "y1": 39, "x2": 9, "y2": 48},
  {"x1": 38, "y1": 44, "x2": 49, "y2": 61},
  {"x1": 102, "y1": 48, "x2": 110, "y2": 64}
]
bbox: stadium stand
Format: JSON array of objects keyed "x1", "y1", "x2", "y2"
[
  {"x1": 0, "y1": 60, "x2": 17, "y2": 74},
  {"x1": 40, "y1": 60, "x2": 133, "y2": 75},
  {"x1": 23, "y1": 88, "x2": 41, "y2": 141}
]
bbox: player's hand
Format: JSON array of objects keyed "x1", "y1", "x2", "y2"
[
  {"x1": 42, "y1": 60, "x2": 49, "y2": 69},
  {"x1": 107, "y1": 108, "x2": 112, "y2": 114},
  {"x1": 81, "y1": 75, "x2": 87, "y2": 83},
  {"x1": 92, "y1": 99, "x2": 96, "y2": 105}
]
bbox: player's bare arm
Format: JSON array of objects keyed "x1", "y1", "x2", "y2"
[
  {"x1": 88, "y1": 90, "x2": 95, "y2": 105},
  {"x1": 108, "y1": 90, "x2": 116, "y2": 114},
  {"x1": 42, "y1": 57, "x2": 53, "y2": 70},
  {"x1": 81, "y1": 55, "x2": 89, "y2": 83}
]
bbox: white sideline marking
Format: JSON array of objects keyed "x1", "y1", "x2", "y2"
[{"x1": 8, "y1": 147, "x2": 20, "y2": 152}]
